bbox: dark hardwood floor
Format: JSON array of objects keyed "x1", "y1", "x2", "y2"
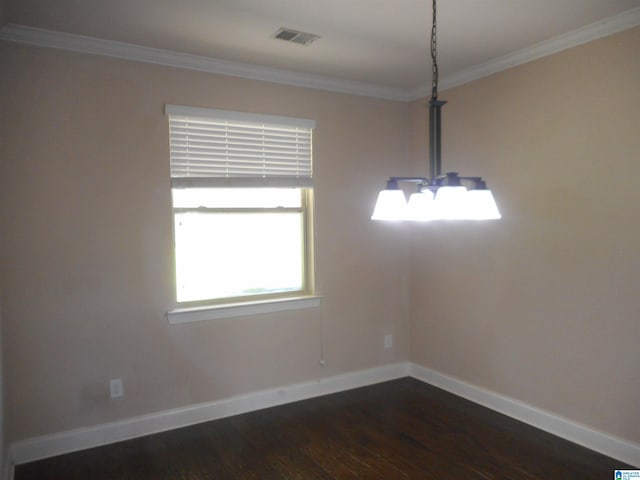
[{"x1": 16, "y1": 378, "x2": 634, "y2": 479}]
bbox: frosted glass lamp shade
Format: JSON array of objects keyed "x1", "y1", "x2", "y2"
[
  {"x1": 465, "y1": 189, "x2": 501, "y2": 220},
  {"x1": 407, "y1": 190, "x2": 437, "y2": 221},
  {"x1": 434, "y1": 185, "x2": 468, "y2": 219},
  {"x1": 371, "y1": 189, "x2": 407, "y2": 221}
]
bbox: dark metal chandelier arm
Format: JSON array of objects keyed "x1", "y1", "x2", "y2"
[
  {"x1": 385, "y1": 176, "x2": 430, "y2": 188},
  {"x1": 429, "y1": 173, "x2": 490, "y2": 190}
]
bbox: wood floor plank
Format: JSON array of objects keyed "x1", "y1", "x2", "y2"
[{"x1": 14, "y1": 378, "x2": 634, "y2": 480}]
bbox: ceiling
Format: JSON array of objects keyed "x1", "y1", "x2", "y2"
[{"x1": 2, "y1": 0, "x2": 640, "y2": 98}]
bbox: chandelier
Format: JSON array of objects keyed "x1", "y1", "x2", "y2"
[{"x1": 371, "y1": 0, "x2": 501, "y2": 221}]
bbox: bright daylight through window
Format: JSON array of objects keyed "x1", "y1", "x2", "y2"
[
  {"x1": 166, "y1": 105, "x2": 315, "y2": 306},
  {"x1": 173, "y1": 188, "x2": 308, "y2": 303}
]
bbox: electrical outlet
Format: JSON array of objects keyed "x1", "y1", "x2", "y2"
[
  {"x1": 110, "y1": 378, "x2": 124, "y2": 399},
  {"x1": 384, "y1": 334, "x2": 393, "y2": 349}
]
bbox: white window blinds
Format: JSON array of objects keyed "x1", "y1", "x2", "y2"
[{"x1": 166, "y1": 105, "x2": 315, "y2": 188}]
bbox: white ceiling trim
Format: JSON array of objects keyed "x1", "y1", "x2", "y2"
[
  {"x1": 409, "y1": 6, "x2": 640, "y2": 100},
  {"x1": 1, "y1": 6, "x2": 638, "y2": 103},
  {"x1": 0, "y1": 24, "x2": 410, "y2": 101}
]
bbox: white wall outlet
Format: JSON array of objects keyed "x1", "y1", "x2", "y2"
[
  {"x1": 110, "y1": 378, "x2": 124, "y2": 399},
  {"x1": 384, "y1": 334, "x2": 393, "y2": 349}
]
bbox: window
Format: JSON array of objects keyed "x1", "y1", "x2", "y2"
[{"x1": 166, "y1": 105, "x2": 315, "y2": 308}]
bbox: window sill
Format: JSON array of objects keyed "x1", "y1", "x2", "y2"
[{"x1": 167, "y1": 295, "x2": 322, "y2": 325}]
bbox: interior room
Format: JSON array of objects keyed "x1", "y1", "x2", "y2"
[{"x1": 1, "y1": 0, "x2": 639, "y2": 478}]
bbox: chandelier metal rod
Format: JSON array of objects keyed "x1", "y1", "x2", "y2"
[
  {"x1": 429, "y1": 99, "x2": 446, "y2": 180},
  {"x1": 428, "y1": 0, "x2": 446, "y2": 182},
  {"x1": 430, "y1": 0, "x2": 439, "y2": 102}
]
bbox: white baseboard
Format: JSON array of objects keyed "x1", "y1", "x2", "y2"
[
  {"x1": 410, "y1": 363, "x2": 640, "y2": 467},
  {"x1": 9, "y1": 362, "x2": 639, "y2": 471},
  {"x1": 10, "y1": 362, "x2": 411, "y2": 466}
]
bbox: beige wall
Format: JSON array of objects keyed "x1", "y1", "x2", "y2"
[
  {"x1": 409, "y1": 27, "x2": 640, "y2": 444},
  {"x1": 0, "y1": 43, "x2": 411, "y2": 441},
  {"x1": 0, "y1": 0, "x2": 6, "y2": 27},
  {"x1": 2, "y1": 24, "x2": 638, "y2": 452},
  {"x1": 0, "y1": 305, "x2": 4, "y2": 476}
]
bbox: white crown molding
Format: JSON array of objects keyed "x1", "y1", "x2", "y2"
[
  {"x1": 1, "y1": 8, "x2": 639, "y2": 104},
  {"x1": 410, "y1": 363, "x2": 640, "y2": 468},
  {"x1": 1, "y1": 7, "x2": 638, "y2": 104},
  {"x1": 408, "y1": 6, "x2": 640, "y2": 100},
  {"x1": 0, "y1": 24, "x2": 410, "y2": 102}
]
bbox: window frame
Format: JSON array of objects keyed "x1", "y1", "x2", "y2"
[
  {"x1": 165, "y1": 105, "x2": 318, "y2": 319},
  {"x1": 170, "y1": 187, "x2": 315, "y2": 309}
]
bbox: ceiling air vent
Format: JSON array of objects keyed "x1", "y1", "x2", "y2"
[{"x1": 272, "y1": 28, "x2": 320, "y2": 46}]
